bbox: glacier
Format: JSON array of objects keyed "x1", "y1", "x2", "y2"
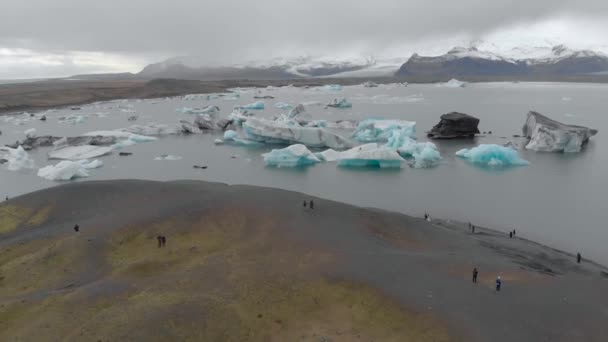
[
  {"x1": 456, "y1": 144, "x2": 529, "y2": 167},
  {"x1": 522, "y1": 111, "x2": 598, "y2": 153},
  {"x1": 243, "y1": 117, "x2": 353, "y2": 149},
  {"x1": 0, "y1": 146, "x2": 36, "y2": 171},
  {"x1": 37, "y1": 159, "x2": 103, "y2": 181},
  {"x1": 262, "y1": 144, "x2": 320, "y2": 168}
]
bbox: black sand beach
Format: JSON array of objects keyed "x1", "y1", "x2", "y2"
[{"x1": 1, "y1": 180, "x2": 607, "y2": 341}]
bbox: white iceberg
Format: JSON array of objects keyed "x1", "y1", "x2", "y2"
[
  {"x1": 24, "y1": 128, "x2": 37, "y2": 138},
  {"x1": 437, "y1": 79, "x2": 466, "y2": 88},
  {"x1": 223, "y1": 129, "x2": 263, "y2": 146},
  {"x1": 0, "y1": 146, "x2": 36, "y2": 171},
  {"x1": 274, "y1": 102, "x2": 292, "y2": 110},
  {"x1": 456, "y1": 144, "x2": 529, "y2": 167},
  {"x1": 154, "y1": 155, "x2": 183, "y2": 161},
  {"x1": 236, "y1": 101, "x2": 265, "y2": 110},
  {"x1": 49, "y1": 145, "x2": 113, "y2": 160},
  {"x1": 327, "y1": 98, "x2": 352, "y2": 109},
  {"x1": 336, "y1": 143, "x2": 404, "y2": 169},
  {"x1": 176, "y1": 105, "x2": 220, "y2": 118},
  {"x1": 82, "y1": 130, "x2": 158, "y2": 149},
  {"x1": 243, "y1": 117, "x2": 353, "y2": 149},
  {"x1": 353, "y1": 119, "x2": 416, "y2": 143},
  {"x1": 37, "y1": 159, "x2": 103, "y2": 181},
  {"x1": 122, "y1": 123, "x2": 180, "y2": 136},
  {"x1": 522, "y1": 111, "x2": 598, "y2": 153},
  {"x1": 262, "y1": 144, "x2": 320, "y2": 168},
  {"x1": 320, "y1": 84, "x2": 342, "y2": 92}
]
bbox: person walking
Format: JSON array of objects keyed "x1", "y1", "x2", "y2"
[
  {"x1": 577, "y1": 253, "x2": 582, "y2": 264},
  {"x1": 496, "y1": 276, "x2": 502, "y2": 292},
  {"x1": 73, "y1": 224, "x2": 79, "y2": 232},
  {"x1": 161, "y1": 236, "x2": 167, "y2": 247},
  {"x1": 157, "y1": 236, "x2": 162, "y2": 248},
  {"x1": 303, "y1": 200, "x2": 307, "y2": 209},
  {"x1": 472, "y1": 268, "x2": 479, "y2": 283},
  {"x1": 509, "y1": 232, "x2": 513, "y2": 239},
  {"x1": 309, "y1": 200, "x2": 314, "y2": 210}
]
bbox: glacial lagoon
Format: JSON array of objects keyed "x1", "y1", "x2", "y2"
[{"x1": 1, "y1": 82, "x2": 606, "y2": 264}]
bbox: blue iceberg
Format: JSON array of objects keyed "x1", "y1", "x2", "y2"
[
  {"x1": 223, "y1": 130, "x2": 263, "y2": 147},
  {"x1": 353, "y1": 119, "x2": 416, "y2": 143},
  {"x1": 262, "y1": 144, "x2": 320, "y2": 168},
  {"x1": 236, "y1": 101, "x2": 265, "y2": 110},
  {"x1": 334, "y1": 143, "x2": 404, "y2": 169},
  {"x1": 397, "y1": 139, "x2": 441, "y2": 168},
  {"x1": 456, "y1": 144, "x2": 529, "y2": 167}
]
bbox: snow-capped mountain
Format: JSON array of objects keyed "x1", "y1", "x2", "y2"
[
  {"x1": 137, "y1": 55, "x2": 400, "y2": 80},
  {"x1": 396, "y1": 45, "x2": 608, "y2": 77}
]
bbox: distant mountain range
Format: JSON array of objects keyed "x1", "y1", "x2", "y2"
[
  {"x1": 396, "y1": 45, "x2": 608, "y2": 78},
  {"x1": 70, "y1": 44, "x2": 608, "y2": 82}
]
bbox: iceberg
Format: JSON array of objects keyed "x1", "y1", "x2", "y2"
[
  {"x1": 262, "y1": 144, "x2": 320, "y2": 168},
  {"x1": 82, "y1": 130, "x2": 157, "y2": 149},
  {"x1": 176, "y1": 105, "x2": 220, "y2": 118},
  {"x1": 456, "y1": 144, "x2": 529, "y2": 167},
  {"x1": 154, "y1": 155, "x2": 183, "y2": 161},
  {"x1": 320, "y1": 84, "x2": 342, "y2": 92},
  {"x1": 223, "y1": 129, "x2": 263, "y2": 147},
  {"x1": 274, "y1": 102, "x2": 292, "y2": 110},
  {"x1": 362, "y1": 81, "x2": 379, "y2": 88},
  {"x1": 327, "y1": 98, "x2": 352, "y2": 108},
  {"x1": 396, "y1": 139, "x2": 441, "y2": 168},
  {"x1": 24, "y1": 128, "x2": 37, "y2": 138},
  {"x1": 49, "y1": 145, "x2": 113, "y2": 160},
  {"x1": 236, "y1": 101, "x2": 265, "y2": 110},
  {"x1": 243, "y1": 117, "x2": 353, "y2": 149},
  {"x1": 522, "y1": 111, "x2": 598, "y2": 153},
  {"x1": 58, "y1": 114, "x2": 87, "y2": 124},
  {"x1": 193, "y1": 114, "x2": 216, "y2": 130},
  {"x1": 0, "y1": 146, "x2": 36, "y2": 171},
  {"x1": 122, "y1": 123, "x2": 180, "y2": 136},
  {"x1": 438, "y1": 79, "x2": 466, "y2": 88},
  {"x1": 353, "y1": 119, "x2": 416, "y2": 143},
  {"x1": 37, "y1": 159, "x2": 103, "y2": 181},
  {"x1": 336, "y1": 144, "x2": 404, "y2": 169}
]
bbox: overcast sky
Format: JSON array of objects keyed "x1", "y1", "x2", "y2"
[{"x1": 2, "y1": 0, "x2": 608, "y2": 79}]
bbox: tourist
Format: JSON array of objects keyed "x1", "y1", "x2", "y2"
[
  {"x1": 496, "y1": 276, "x2": 502, "y2": 292},
  {"x1": 73, "y1": 224, "x2": 79, "y2": 232},
  {"x1": 310, "y1": 200, "x2": 314, "y2": 210},
  {"x1": 577, "y1": 253, "x2": 582, "y2": 264},
  {"x1": 303, "y1": 200, "x2": 307, "y2": 208},
  {"x1": 472, "y1": 268, "x2": 478, "y2": 283}
]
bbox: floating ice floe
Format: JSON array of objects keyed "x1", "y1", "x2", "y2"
[
  {"x1": 122, "y1": 123, "x2": 180, "y2": 136},
  {"x1": 58, "y1": 114, "x2": 87, "y2": 124},
  {"x1": 353, "y1": 119, "x2": 416, "y2": 143},
  {"x1": 274, "y1": 102, "x2": 293, "y2": 110},
  {"x1": 154, "y1": 155, "x2": 183, "y2": 161},
  {"x1": 223, "y1": 130, "x2": 263, "y2": 146},
  {"x1": 0, "y1": 146, "x2": 36, "y2": 171},
  {"x1": 362, "y1": 81, "x2": 379, "y2": 88},
  {"x1": 326, "y1": 98, "x2": 352, "y2": 108},
  {"x1": 262, "y1": 144, "x2": 320, "y2": 168},
  {"x1": 336, "y1": 143, "x2": 404, "y2": 169},
  {"x1": 522, "y1": 111, "x2": 598, "y2": 153},
  {"x1": 214, "y1": 139, "x2": 224, "y2": 145},
  {"x1": 286, "y1": 104, "x2": 311, "y2": 121},
  {"x1": 48, "y1": 145, "x2": 113, "y2": 160},
  {"x1": 236, "y1": 101, "x2": 265, "y2": 110},
  {"x1": 243, "y1": 117, "x2": 353, "y2": 149},
  {"x1": 437, "y1": 79, "x2": 466, "y2": 88},
  {"x1": 37, "y1": 159, "x2": 103, "y2": 181},
  {"x1": 82, "y1": 130, "x2": 158, "y2": 149},
  {"x1": 319, "y1": 84, "x2": 342, "y2": 92},
  {"x1": 24, "y1": 128, "x2": 37, "y2": 138},
  {"x1": 177, "y1": 105, "x2": 220, "y2": 117},
  {"x1": 456, "y1": 144, "x2": 529, "y2": 167},
  {"x1": 385, "y1": 128, "x2": 441, "y2": 168}
]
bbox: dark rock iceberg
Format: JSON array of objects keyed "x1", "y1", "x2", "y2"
[
  {"x1": 522, "y1": 111, "x2": 598, "y2": 152},
  {"x1": 427, "y1": 112, "x2": 480, "y2": 139}
]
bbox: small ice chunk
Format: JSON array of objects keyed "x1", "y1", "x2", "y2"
[
  {"x1": 362, "y1": 81, "x2": 378, "y2": 88},
  {"x1": 224, "y1": 130, "x2": 238, "y2": 141},
  {"x1": 320, "y1": 84, "x2": 342, "y2": 92},
  {"x1": 437, "y1": 79, "x2": 466, "y2": 88},
  {"x1": 49, "y1": 145, "x2": 113, "y2": 160},
  {"x1": 58, "y1": 114, "x2": 87, "y2": 124},
  {"x1": 154, "y1": 155, "x2": 183, "y2": 161},
  {"x1": 0, "y1": 146, "x2": 36, "y2": 171},
  {"x1": 214, "y1": 139, "x2": 224, "y2": 145},
  {"x1": 326, "y1": 98, "x2": 352, "y2": 109},
  {"x1": 37, "y1": 159, "x2": 103, "y2": 181},
  {"x1": 223, "y1": 129, "x2": 263, "y2": 146},
  {"x1": 262, "y1": 144, "x2": 320, "y2": 168},
  {"x1": 24, "y1": 128, "x2": 37, "y2": 138},
  {"x1": 456, "y1": 144, "x2": 529, "y2": 167},
  {"x1": 274, "y1": 102, "x2": 292, "y2": 110}
]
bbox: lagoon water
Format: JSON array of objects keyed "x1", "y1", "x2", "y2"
[{"x1": 1, "y1": 82, "x2": 607, "y2": 264}]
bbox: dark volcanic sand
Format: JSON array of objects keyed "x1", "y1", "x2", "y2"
[{"x1": 1, "y1": 180, "x2": 607, "y2": 341}]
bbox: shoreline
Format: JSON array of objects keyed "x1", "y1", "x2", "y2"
[
  {"x1": 1, "y1": 179, "x2": 607, "y2": 341},
  {"x1": 4, "y1": 75, "x2": 608, "y2": 116}
]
